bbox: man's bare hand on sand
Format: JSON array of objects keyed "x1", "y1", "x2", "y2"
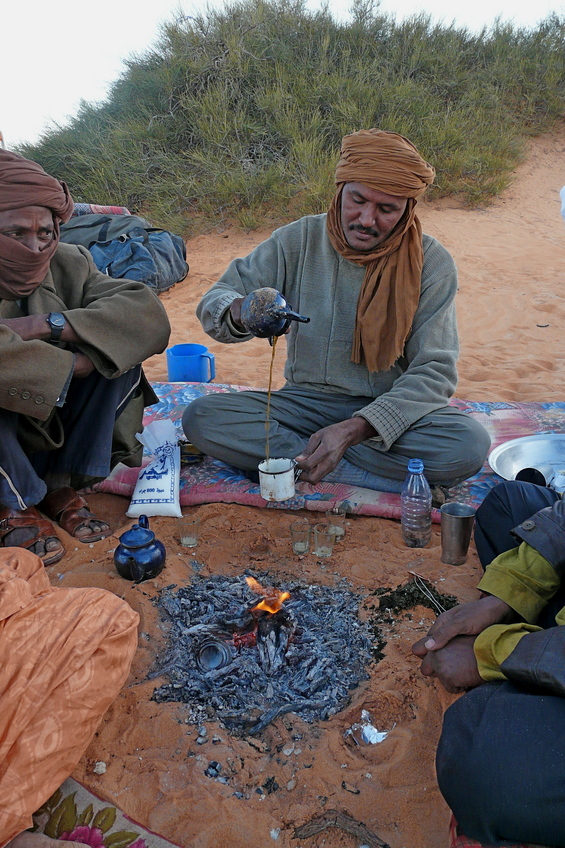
[
  {"x1": 412, "y1": 596, "x2": 515, "y2": 655},
  {"x1": 414, "y1": 634, "x2": 484, "y2": 694},
  {"x1": 411, "y1": 596, "x2": 516, "y2": 693}
]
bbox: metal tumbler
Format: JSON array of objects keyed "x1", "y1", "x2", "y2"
[{"x1": 440, "y1": 502, "x2": 476, "y2": 565}]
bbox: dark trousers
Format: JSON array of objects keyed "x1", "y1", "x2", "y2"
[
  {"x1": 437, "y1": 680, "x2": 565, "y2": 846},
  {"x1": 437, "y1": 481, "x2": 565, "y2": 845},
  {"x1": 0, "y1": 367, "x2": 141, "y2": 511}
]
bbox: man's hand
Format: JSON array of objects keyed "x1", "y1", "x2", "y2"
[
  {"x1": 0, "y1": 315, "x2": 52, "y2": 341},
  {"x1": 1, "y1": 314, "x2": 94, "y2": 378},
  {"x1": 229, "y1": 295, "x2": 292, "y2": 335},
  {"x1": 229, "y1": 298, "x2": 245, "y2": 330},
  {"x1": 295, "y1": 417, "x2": 376, "y2": 484},
  {"x1": 416, "y1": 635, "x2": 484, "y2": 693},
  {"x1": 0, "y1": 314, "x2": 80, "y2": 343},
  {"x1": 73, "y1": 352, "x2": 96, "y2": 378},
  {"x1": 412, "y1": 596, "x2": 515, "y2": 658}
]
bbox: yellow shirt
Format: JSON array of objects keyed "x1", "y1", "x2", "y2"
[{"x1": 474, "y1": 543, "x2": 565, "y2": 680}]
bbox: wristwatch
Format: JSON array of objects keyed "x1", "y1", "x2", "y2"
[{"x1": 47, "y1": 312, "x2": 66, "y2": 343}]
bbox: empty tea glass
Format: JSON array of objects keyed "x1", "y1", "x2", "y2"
[
  {"x1": 325, "y1": 507, "x2": 347, "y2": 540},
  {"x1": 313, "y1": 523, "x2": 335, "y2": 558},
  {"x1": 290, "y1": 518, "x2": 311, "y2": 554}
]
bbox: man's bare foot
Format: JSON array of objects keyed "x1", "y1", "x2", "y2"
[
  {"x1": 71, "y1": 505, "x2": 111, "y2": 541},
  {"x1": 7, "y1": 832, "x2": 84, "y2": 848}
]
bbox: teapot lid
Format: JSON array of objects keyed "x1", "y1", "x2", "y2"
[{"x1": 119, "y1": 521, "x2": 155, "y2": 548}]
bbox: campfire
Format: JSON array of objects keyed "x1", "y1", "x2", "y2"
[
  {"x1": 246, "y1": 575, "x2": 290, "y2": 614},
  {"x1": 153, "y1": 572, "x2": 373, "y2": 735}
]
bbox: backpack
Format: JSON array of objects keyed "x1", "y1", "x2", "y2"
[{"x1": 60, "y1": 213, "x2": 189, "y2": 293}]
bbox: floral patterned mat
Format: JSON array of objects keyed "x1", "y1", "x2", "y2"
[
  {"x1": 33, "y1": 777, "x2": 181, "y2": 848},
  {"x1": 95, "y1": 383, "x2": 565, "y2": 522}
]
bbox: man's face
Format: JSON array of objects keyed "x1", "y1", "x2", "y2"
[
  {"x1": 340, "y1": 182, "x2": 408, "y2": 252},
  {"x1": 0, "y1": 205, "x2": 55, "y2": 299}
]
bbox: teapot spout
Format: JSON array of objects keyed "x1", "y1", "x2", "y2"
[
  {"x1": 128, "y1": 556, "x2": 146, "y2": 584},
  {"x1": 281, "y1": 309, "x2": 310, "y2": 325}
]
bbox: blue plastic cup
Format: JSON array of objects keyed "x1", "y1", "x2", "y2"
[{"x1": 166, "y1": 343, "x2": 216, "y2": 383}]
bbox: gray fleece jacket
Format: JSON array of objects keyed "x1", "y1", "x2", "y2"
[{"x1": 197, "y1": 213, "x2": 459, "y2": 449}]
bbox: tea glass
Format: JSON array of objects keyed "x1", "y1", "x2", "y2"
[
  {"x1": 290, "y1": 518, "x2": 311, "y2": 554},
  {"x1": 313, "y1": 523, "x2": 335, "y2": 558},
  {"x1": 325, "y1": 507, "x2": 347, "y2": 539},
  {"x1": 178, "y1": 514, "x2": 200, "y2": 548}
]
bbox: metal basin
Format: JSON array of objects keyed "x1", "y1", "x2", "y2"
[{"x1": 489, "y1": 434, "x2": 565, "y2": 491}]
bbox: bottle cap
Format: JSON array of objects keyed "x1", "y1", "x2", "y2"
[{"x1": 407, "y1": 458, "x2": 424, "y2": 473}]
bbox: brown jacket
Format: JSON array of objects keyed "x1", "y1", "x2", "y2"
[{"x1": 0, "y1": 243, "x2": 171, "y2": 422}]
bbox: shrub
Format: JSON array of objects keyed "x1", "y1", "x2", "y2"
[{"x1": 19, "y1": 0, "x2": 565, "y2": 234}]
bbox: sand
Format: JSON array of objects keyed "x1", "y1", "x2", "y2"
[{"x1": 50, "y1": 127, "x2": 565, "y2": 848}]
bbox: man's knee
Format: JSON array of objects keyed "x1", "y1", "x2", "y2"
[
  {"x1": 453, "y1": 414, "x2": 491, "y2": 479},
  {"x1": 472, "y1": 417, "x2": 491, "y2": 465},
  {"x1": 476, "y1": 480, "x2": 559, "y2": 531},
  {"x1": 182, "y1": 394, "x2": 235, "y2": 451},
  {"x1": 402, "y1": 409, "x2": 490, "y2": 484}
]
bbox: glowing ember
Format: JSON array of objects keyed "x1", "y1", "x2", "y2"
[
  {"x1": 245, "y1": 575, "x2": 290, "y2": 614},
  {"x1": 232, "y1": 630, "x2": 257, "y2": 649}
]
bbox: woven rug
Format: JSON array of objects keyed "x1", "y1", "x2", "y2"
[
  {"x1": 94, "y1": 383, "x2": 565, "y2": 521},
  {"x1": 33, "y1": 777, "x2": 181, "y2": 848}
]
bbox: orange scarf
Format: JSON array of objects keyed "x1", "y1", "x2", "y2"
[
  {"x1": 0, "y1": 149, "x2": 74, "y2": 286},
  {"x1": 326, "y1": 129, "x2": 435, "y2": 372}
]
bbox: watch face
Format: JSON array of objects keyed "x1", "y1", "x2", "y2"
[
  {"x1": 48, "y1": 313, "x2": 66, "y2": 342},
  {"x1": 49, "y1": 313, "x2": 65, "y2": 328}
]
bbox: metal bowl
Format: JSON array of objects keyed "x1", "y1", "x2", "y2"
[{"x1": 489, "y1": 434, "x2": 565, "y2": 484}]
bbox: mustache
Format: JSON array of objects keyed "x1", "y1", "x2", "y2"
[{"x1": 349, "y1": 224, "x2": 379, "y2": 238}]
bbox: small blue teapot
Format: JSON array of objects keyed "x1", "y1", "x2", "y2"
[
  {"x1": 239, "y1": 287, "x2": 310, "y2": 340},
  {"x1": 114, "y1": 515, "x2": 166, "y2": 583}
]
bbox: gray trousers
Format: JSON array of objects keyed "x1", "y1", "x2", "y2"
[{"x1": 182, "y1": 387, "x2": 490, "y2": 486}]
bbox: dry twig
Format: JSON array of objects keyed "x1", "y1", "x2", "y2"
[{"x1": 293, "y1": 809, "x2": 390, "y2": 847}]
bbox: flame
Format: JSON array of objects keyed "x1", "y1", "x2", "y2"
[{"x1": 245, "y1": 576, "x2": 290, "y2": 614}]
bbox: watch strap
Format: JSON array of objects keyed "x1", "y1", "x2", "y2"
[{"x1": 47, "y1": 312, "x2": 66, "y2": 343}]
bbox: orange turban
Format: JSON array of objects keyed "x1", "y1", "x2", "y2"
[
  {"x1": 0, "y1": 149, "x2": 74, "y2": 287},
  {"x1": 326, "y1": 129, "x2": 435, "y2": 372}
]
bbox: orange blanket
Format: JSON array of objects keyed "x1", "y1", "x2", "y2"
[{"x1": 0, "y1": 548, "x2": 139, "y2": 846}]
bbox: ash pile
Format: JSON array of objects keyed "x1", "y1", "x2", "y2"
[{"x1": 152, "y1": 572, "x2": 373, "y2": 736}]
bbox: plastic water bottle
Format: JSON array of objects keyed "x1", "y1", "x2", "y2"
[{"x1": 401, "y1": 458, "x2": 432, "y2": 548}]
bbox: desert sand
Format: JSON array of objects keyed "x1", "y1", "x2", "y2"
[{"x1": 50, "y1": 127, "x2": 565, "y2": 848}]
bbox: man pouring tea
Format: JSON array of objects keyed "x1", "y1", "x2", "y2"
[{"x1": 183, "y1": 128, "x2": 490, "y2": 491}]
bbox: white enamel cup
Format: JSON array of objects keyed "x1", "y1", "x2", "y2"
[{"x1": 258, "y1": 458, "x2": 301, "y2": 502}]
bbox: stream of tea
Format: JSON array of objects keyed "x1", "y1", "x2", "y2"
[{"x1": 264, "y1": 335, "x2": 278, "y2": 463}]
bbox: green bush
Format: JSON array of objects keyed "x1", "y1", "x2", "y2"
[{"x1": 19, "y1": 0, "x2": 565, "y2": 235}]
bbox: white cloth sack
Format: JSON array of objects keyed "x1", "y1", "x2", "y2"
[{"x1": 126, "y1": 419, "x2": 181, "y2": 517}]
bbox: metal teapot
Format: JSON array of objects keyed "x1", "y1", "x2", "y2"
[
  {"x1": 114, "y1": 514, "x2": 166, "y2": 583},
  {"x1": 239, "y1": 287, "x2": 310, "y2": 340}
]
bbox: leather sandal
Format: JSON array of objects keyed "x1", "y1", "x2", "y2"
[
  {"x1": 39, "y1": 486, "x2": 111, "y2": 543},
  {"x1": 0, "y1": 506, "x2": 65, "y2": 566}
]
